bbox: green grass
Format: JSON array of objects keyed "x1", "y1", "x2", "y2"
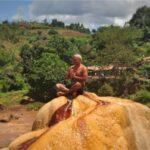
[
  {"x1": 0, "y1": 90, "x2": 44, "y2": 110},
  {"x1": 0, "y1": 90, "x2": 28, "y2": 106},
  {"x1": 129, "y1": 89, "x2": 150, "y2": 108},
  {"x1": 26, "y1": 102, "x2": 44, "y2": 111}
]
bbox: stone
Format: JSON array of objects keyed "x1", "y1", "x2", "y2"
[
  {"x1": 8, "y1": 92, "x2": 150, "y2": 150},
  {"x1": 0, "y1": 104, "x2": 7, "y2": 111},
  {"x1": 0, "y1": 113, "x2": 11, "y2": 123}
]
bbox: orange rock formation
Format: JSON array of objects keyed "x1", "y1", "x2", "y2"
[{"x1": 9, "y1": 92, "x2": 150, "y2": 150}]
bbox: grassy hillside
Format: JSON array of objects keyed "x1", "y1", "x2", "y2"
[{"x1": 0, "y1": 27, "x2": 89, "y2": 52}]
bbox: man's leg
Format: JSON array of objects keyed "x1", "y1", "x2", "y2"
[
  {"x1": 69, "y1": 82, "x2": 83, "y2": 96},
  {"x1": 56, "y1": 82, "x2": 83, "y2": 97},
  {"x1": 56, "y1": 83, "x2": 69, "y2": 96}
]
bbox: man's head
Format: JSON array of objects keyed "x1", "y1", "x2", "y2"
[{"x1": 72, "y1": 54, "x2": 82, "y2": 65}]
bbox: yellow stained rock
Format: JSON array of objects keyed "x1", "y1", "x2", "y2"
[{"x1": 9, "y1": 92, "x2": 150, "y2": 150}]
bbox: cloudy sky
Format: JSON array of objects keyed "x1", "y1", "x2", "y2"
[{"x1": 0, "y1": 0, "x2": 150, "y2": 29}]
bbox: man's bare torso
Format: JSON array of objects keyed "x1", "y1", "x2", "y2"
[{"x1": 67, "y1": 64, "x2": 88, "y2": 85}]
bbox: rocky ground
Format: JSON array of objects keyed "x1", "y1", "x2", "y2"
[{"x1": 0, "y1": 105, "x2": 37, "y2": 148}]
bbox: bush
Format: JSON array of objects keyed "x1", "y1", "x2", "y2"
[
  {"x1": 0, "y1": 48, "x2": 12, "y2": 66},
  {"x1": 92, "y1": 26, "x2": 143, "y2": 66},
  {"x1": 133, "y1": 89, "x2": 150, "y2": 103},
  {"x1": 0, "y1": 67, "x2": 27, "y2": 92},
  {"x1": 86, "y1": 79, "x2": 101, "y2": 93},
  {"x1": 25, "y1": 53, "x2": 68, "y2": 101},
  {"x1": 138, "y1": 64, "x2": 150, "y2": 78},
  {"x1": 48, "y1": 35, "x2": 79, "y2": 64},
  {"x1": 48, "y1": 29, "x2": 58, "y2": 35},
  {"x1": 98, "y1": 83, "x2": 114, "y2": 96},
  {"x1": 51, "y1": 19, "x2": 65, "y2": 28}
]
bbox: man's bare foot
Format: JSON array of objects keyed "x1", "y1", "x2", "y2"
[{"x1": 57, "y1": 92, "x2": 66, "y2": 97}]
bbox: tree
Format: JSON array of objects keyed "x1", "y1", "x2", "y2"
[
  {"x1": 67, "y1": 22, "x2": 90, "y2": 33},
  {"x1": 51, "y1": 19, "x2": 65, "y2": 28},
  {"x1": 143, "y1": 27, "x2": 150, "y2": 41},
  {"x1": 48, "y1": 35, "x2": 79, "y2": 64},
  {"x1": 0, "y1": 48, "x2": 11, "y2": 66},
  {"x1": 92, "y1": 26, "x2": 143, "y2": 66},
  {"x1": 20, "y1": 44, "x2": 68, "y2": 101},
  {"x1": 129, "y1": 6, "x2": 150, "y2": 28},
  {"x1": 26, "y1": 53, "x2": 68, "y2": 101},
  {"x1": 21, "y1": 37, "x2": 77, "y2": 100},
  {"x1": 48, "y1": 29, "x2": 58, "y2": 35}
]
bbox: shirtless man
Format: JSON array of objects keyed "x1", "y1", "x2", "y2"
[{"x1": 56, "y1": 54, "x2": 88, "y2": 97}]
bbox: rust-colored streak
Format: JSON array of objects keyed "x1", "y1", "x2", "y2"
[
  {"x1": 17, "y1": 129, "x2": 49, "y2": 150},
  {"x1": 17, "y1": 137, "x2": 37, "y2": 150},
  {"x1": 98, "y1": 100, "x2": 110, "y2": 106},
  {"x1": 49, "y1": 100, "x2": 72, "y2": 127},
  {"x1": 17, "y1": 100, "x2": 73, "y2": 150},
  {"x1": 16, "y1": 96, "x2": 109, "y2": 150}
]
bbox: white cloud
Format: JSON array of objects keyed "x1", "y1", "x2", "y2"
[
  {"x1": 12, "y1": 6, "x2": 25, "y2": 22},
  {"x1": 29, "y1": 0, "x2": 150, "y2": 29},
  {"x1": 113, "y1": 15, "x2": 133, "y2": 26}
]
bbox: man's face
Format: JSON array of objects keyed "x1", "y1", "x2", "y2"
[{"x1": 72, "y1": 56, "x2": 81, "y2": 65}]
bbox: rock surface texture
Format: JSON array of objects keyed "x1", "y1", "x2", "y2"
[{"x1": 9, "y1": 92, "x2": 150, "y2": 150}]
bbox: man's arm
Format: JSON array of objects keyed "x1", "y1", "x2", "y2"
[
  {"x1": 65, "y1": 69, "x2": 70, "y2": 79},
  {"x1": 65, "y1": 67, "x2": 73, "y2": 79}
]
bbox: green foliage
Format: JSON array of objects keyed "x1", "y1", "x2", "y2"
[
  {"x1": 0, "y1": 13, "x2": 149, "y2": 107},
  {"x1": 0, "y1": 65, "x2": 27, "y2": 92},
  {"x1": 92, "y1": 26, "x2": 143, "y2": 66},
  {"x1": 129, "y1": 6, "x2": 150, "y2": 28},
  {"x1": 48, "y1": 35, "x2": 79, "y2": 64},
  {"x1": 20, "y1": 35, "x2": 87, "y2": 100},
  {"x1": 48, "y1": 29, "x2": 58, "y2": 35},
  {"x1": 129, "y1": 6, "x2": 150, "y2": 41},
  {"x1": 51, "y1": 19, "x2": 65, "y2": 28},
  {"x1": 26, "y1": 102, "x2": 44, "y2": 110},
  {"x1": 0, "y1": 90, "x2": 28, "y2": 106},
  {"x1": 0, "y1": 24, "x2": 20, "y2": 43},
  {"x1": 138, "y1": 64, "x2": 150, "y2": 78},
  {"x1": 137, "y1": 42, "x2": 150, "y2": 57},
  {"x1": 112, "y1": 71, "x2": 138, "y2": 96},
  {"x1": 0, "y1": 48, "x2": 11, "y2": 66},
  {"x1": 20, "y1": 41, "x2": 68, "y2": 101},
  {"x1": 66, "y1": 23, "x2": 90, "y2": 34},
  {"x1": 98, "y1": 83, "x2": 114, "y2": 96},
  {"x1": 143, "y1": 27, "x2": 150, "y2": 41},
  {"x1": 86, "y1": 79, "x2": 100, "y2": 94},
  {"x1": 133, "y1": 89, "x2": 150, "y2": 103},
  {"x1": 27, "y1": 53, "x2": 68, "y2": 101},
  {"x1": 0, "y1": 46, "x2": 26, "y2": 93}
]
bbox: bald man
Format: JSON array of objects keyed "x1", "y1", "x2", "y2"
[{"x1": 56, "y1": 54, "x2": 88, "y2": 97}]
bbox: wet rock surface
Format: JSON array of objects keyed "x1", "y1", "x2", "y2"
[{"x1": 49, "y1": 100, "x2": 72, "y2": 127}]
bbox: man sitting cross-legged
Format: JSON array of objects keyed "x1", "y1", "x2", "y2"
[{"x1": 56, "y1": 54, "x2": 88, "y2": 98}]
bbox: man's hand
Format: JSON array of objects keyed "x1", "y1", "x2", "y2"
[{"x1": 69, "y1": 69, "x2": 75, "y2": 79}]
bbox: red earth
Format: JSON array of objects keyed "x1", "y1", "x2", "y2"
[{"x1": 0, "y1": 106, "x2": 37, "y2": 148}]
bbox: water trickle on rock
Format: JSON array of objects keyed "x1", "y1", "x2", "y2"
[{"x1": 49, "y1": 100, "x2": 72, "y2": 127}]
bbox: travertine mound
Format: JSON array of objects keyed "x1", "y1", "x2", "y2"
[{"x1": 9, "y1": 92, "x2": 150, "y2": 150}]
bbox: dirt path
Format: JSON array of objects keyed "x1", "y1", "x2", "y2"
[{"x1": 0, "y1": 106, "x2": 37, "y2": 148}]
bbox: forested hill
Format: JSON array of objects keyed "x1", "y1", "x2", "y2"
[{"x1": 0, "y1": 6, "x2": 150, "y2": 109}]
